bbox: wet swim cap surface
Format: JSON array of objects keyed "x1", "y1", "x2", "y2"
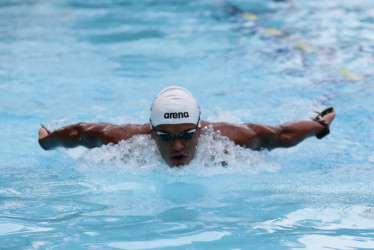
[{"x1": 150, "y1": 86, "x2": 200, "y2": 127}]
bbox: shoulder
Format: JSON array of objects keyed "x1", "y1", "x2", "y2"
[
  {"x1": 79, "y1": 123, "x2": 151, "y2": 144},
  {"x1": 200, "y1": 121, "x2": 281, "y2": 150},
  {"x1": 201, "y1": 121, "x2": 257, "y2": 148},
  {"x1": 103, "y1": 123, "x2": 151, "y2": 141},
  {"x1": 201, "y1": 121, "x2": 247, "y2": 131},
  {"x1": 201, "y1": 121, "x2": 255, "y2": 133},
  {"x1": 111, "y1": 123, "x2": 151, "y2": 135}
]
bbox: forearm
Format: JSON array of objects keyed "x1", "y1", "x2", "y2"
[
  {"x1": 275, "y1": 120, "x2": 326, "y2": 148},
  {"x1": 251, "y1": 108, "x2": 334, "y2": 151},
  {"x1": 38, "y1": 123, "x2": 104, "y2": 150}
]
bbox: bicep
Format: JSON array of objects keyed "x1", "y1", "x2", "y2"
[
  {"x1": 210, "y1": 121, "x2": 320, "y2": 151},
  {"x1": 243, "y1": 124, "x2": 283, "y2": 150},
  {"x1": 75, "y1": 123, "x2": 116, "y2": 147},
  {"x1": 211, "y1": 123, "x2": 282, "y2": 150},
  {"x1": 77, "y1": 123, "x2": 137, "y2": 145},
  {"x1": 99, "y1": 123, "x2": 152, "y2": 144},
  {"x1": 246, "y1": 122, "x2": 316, "y2": 150}
]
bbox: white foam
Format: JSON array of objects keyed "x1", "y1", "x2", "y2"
[
  {"x1": 79, "y1": 134, "x2": 164, "y2": 174},
  {"x1": 190, "y1": 125, "x2": 279, "y2": 173},
  {"x1": 78, "y1": 126, "x2": 279, "y2": 175}
]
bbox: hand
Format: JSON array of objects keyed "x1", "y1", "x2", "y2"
[
  {"x1": 321, "y1": 108, "x2": 335, "y2": 126},
  {"x1": 39, "y1": 126, "x2": 50, "y2": 140},
  {"x1": 312, "y1": 107, "x2": 335, "y2": 139}
]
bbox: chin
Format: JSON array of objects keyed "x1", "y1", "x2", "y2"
[
  {"x1": 169, "y1": 157, "x2": 190, "y2": 167},
  {"x1": 168, "y1": 156, "x2": 190, "y2": 167}
]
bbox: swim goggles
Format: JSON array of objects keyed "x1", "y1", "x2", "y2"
[{"x1": 150, "y1": 118, "x2": 200, "y2": 142}]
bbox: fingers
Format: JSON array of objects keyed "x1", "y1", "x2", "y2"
[
  {"x1": 40, "y1": 124, "x2": 51, "y2": 133},
  {"x1": 39, "y1": 127, "x2": 49, "y2": 140},
  {"x1": 322, "y1": 108, "x2": 335, "y2": 126}
]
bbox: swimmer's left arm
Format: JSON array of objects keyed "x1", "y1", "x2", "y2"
[
  {"x1": 214, "y1": 108, "x2": 335, "y2": 150},
  {"x1": 246, "y1": 121, "x2": 325, "y2": 150},
  {"x1": 246, "y1": 108, "x2": 335, "y2": 150}
]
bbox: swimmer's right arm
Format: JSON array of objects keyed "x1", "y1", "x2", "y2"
[{"x1": 38, "y1": 123, "x2": 151, "y2": 150}]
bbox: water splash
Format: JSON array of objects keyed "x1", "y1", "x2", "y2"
[
  {"x1": 78, "y1": 126, "x2": 279, "y2": 175},
  {"x1": 80, "y1": 134, "x2": 164, "y2": 174}
]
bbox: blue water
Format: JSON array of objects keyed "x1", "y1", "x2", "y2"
[{"x1": 1, "y1": 0, "x2": 374, "y2": 249}]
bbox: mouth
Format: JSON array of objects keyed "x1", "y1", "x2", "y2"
[{"x1": 170, "y1": 155, "x2": 188, "y2": 165}]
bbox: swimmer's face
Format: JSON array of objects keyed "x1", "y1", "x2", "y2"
[{"x1": 151, "y1": 123, "x2": 200, "y2": 167}]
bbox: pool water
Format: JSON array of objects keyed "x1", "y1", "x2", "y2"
[{"x1": 1, "y1": 0, "x2": 374, "y2": 249}]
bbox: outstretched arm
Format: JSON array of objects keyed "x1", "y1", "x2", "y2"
[
  {"x1": 207, "y1": 107, "x2": 335, "y2": 151},
  {"x1": 249, "y1": 107, "x2": 335, "y2": 150},
  {"x1": 38, "y1": 123, "x2": 151, "y2": 150}
]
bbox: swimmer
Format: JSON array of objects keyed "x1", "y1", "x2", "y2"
[{"x1": 38, "y1": 86, "x2": 335, "y2": 167}]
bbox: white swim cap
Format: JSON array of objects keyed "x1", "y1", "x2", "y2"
[{"x1": 150, "y1": 86, "x2": 201, "y2": 127}]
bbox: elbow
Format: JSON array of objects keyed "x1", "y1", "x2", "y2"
[
  {"x1": 280, "y1": 134, "x2": 296, "y2": 146},
  {"x1": 277, "y1": 126, "x2": 297, "y2": 147}
]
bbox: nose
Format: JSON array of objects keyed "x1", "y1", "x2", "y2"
[{"x1": 172, "y1": 139, "x2": 184, "y2": 152}]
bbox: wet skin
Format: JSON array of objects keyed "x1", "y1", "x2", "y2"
[
  {"x1": 151, "y1": 123, "x2": 201, "y2": 167},
  {"x1": 38, "y1": 108, "x2": 335, "y2": 167}
]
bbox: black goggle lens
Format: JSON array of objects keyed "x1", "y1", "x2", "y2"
[{"x1": 156, "y1": 129, "x2": 197, "y2": 142}]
